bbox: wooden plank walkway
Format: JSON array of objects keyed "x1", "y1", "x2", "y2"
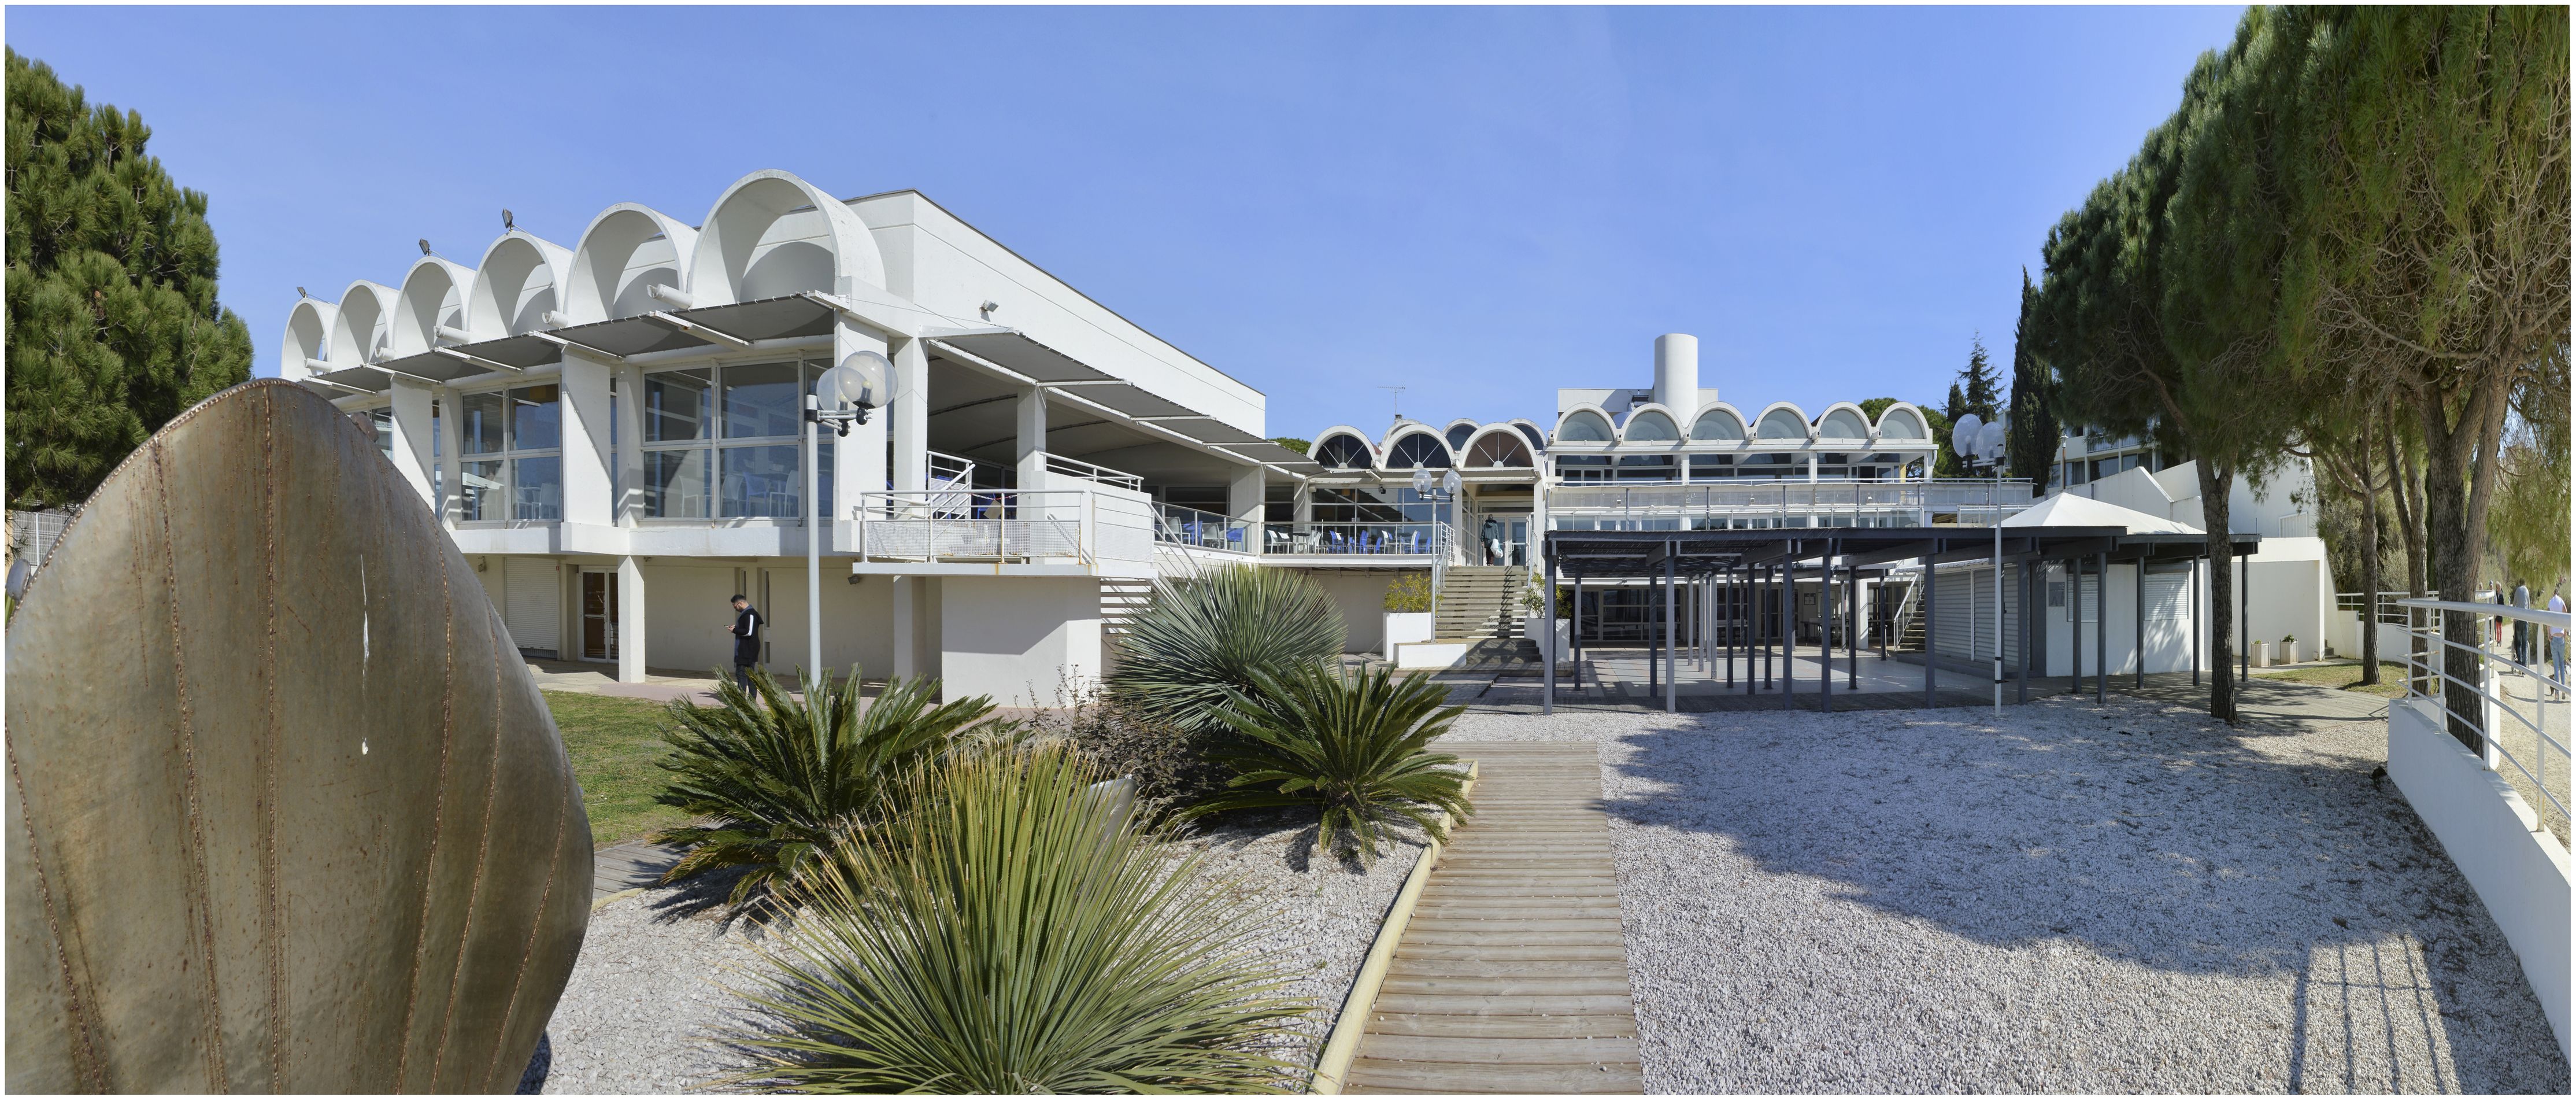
[
  {"x1": 591, "y1": 840, "x2": 680, "y2": 901},
  {"x1": 1346, "y1": 741, "x2": 1645, "y2": 1094}
]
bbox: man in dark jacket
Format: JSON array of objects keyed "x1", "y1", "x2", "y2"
[{"x1": 727, "y1": 595, "x2": 764, "y2": 693}]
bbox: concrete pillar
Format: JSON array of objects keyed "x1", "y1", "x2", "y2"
[
  {"x1": 1014, "y1": 383, "x2": 1048, "y2": 491},
  {"x1": 835, "y1": 318, "x2": 890, "y2": 526},
  {"x1": 559, "y1": 351, "x2": 615, "y2": 528},
  {"x1": 616, "y1": 555, "x2": 646, "y2": 682},
  {"x1": 891, "y1": 575, "x2": 916, "y2": 680},
  {"x1": 1228, "y1": 464, "x2": 1265, "y2": 553},
  {"x1": 384, "y1": 378, "x2": 437, "y2": 508},
  {"x1": 889, "y1": 336, "x2": 929, "y2": 493},
  {"x1": 613, "y1": 363, "x2": 645, "y2": 526},
  {"x1": 435, "y1": 390, "x2": 463, "y2": 527}
]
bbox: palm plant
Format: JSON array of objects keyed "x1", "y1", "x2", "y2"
[
  {"x1": 720, "y1": 743, "x2": 1308, "y2": 1092},
  {"x1": 1193, "y1": 663, "x2": 1473, "y2": 863},
  {"x1": 652, "y1": 666, "x2": 997, "y2": 909},
  {"x1": 1107, "y1": 563, "x2": 1345, "y2": 733}
]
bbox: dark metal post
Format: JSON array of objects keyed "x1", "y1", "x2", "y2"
[
  {"x1": 2189, "y1": 556, "x2": 2200, "y2": 686},
  {"x1": 2134, "y1": 555, "x2": 2146, "y2": 690},
  {"x1": 2070, "y1": 558, "x2": 2083, "y2": 700},
  {"x1": 2097, "y1": 549, "x2": 2109, "y2": 704},
  {"x1": 1848, "y1": 556, "x2": 1860, "y2": 689},
  {"x1": 1822, "y1": 541, "x2": 1836, "y2": 712},
  {"x1": 2016, "y1": 558, "x2": 2031, "y2": 704},
  {"x1": 1664, "y1": 542, "x2": 1678, "y2": 713},
  {"x1": 1572, "y1": 574, "x2": 1584, "y2": 692},
  {"x1": 1924, "y1": 541, "x2": 1938, "y2": 707},
  {"x1": 1544, "y1": 552, "x2": 1558, "y2": 714},
  {"x1": 2238, "y1": 550, "x2": 2249, "y2": 683},
  {"x1": 1648, "y1": 573, "x2": 1660, "y2": 696}
]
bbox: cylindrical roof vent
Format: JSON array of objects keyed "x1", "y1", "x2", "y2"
[{"x1": 1653, "y1": 333, "x2": 1700, "y2": 412}]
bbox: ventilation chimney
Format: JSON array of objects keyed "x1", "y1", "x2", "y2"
[{"x1": 1653, "y1": 333, "x2": 1700, "y2": 412}]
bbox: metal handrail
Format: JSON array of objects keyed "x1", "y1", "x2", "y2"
[
  {"x1": 1548, "y1": 478, "x2": 2035, "y2": 524},
  {"x1": 1152, "y1": 503, "x2": 1249, "y2": 552},
  {"x1": 2338, "y1": 589, "x2": 2437, "y2": 627},
  {"x1": 1262, "y1": 521, "x2": 1448, "y2": 556},
  {"x1": 853, "y1": 488, "x2": 1126, "y2": 566},
  {"x1": 2395, "y1": 597, "x2": 2568, "y2": 830},
  {"x1": 1041, "y1": 452, "x2": 1145, "y2": 492}
]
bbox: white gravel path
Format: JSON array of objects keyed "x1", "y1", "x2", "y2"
[
  {"x1": 1441, "y1": 697, "x2": 2569, "y2": 1094},
  {"x1": 524, "y1": 814, "x2": 1417, "y2": 1092}
]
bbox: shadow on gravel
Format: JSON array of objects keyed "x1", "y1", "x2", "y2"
[{"x1": 1599, "y1": 694, "x2": 2567, "y2": 1094}]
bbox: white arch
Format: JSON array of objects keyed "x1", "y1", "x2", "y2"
[
  {"x1": 1554, "y1": 405, "x2": 1615, "y2": 444},
  {"x1": 564, "y1": 203, "x2": 700, "y2": 324},
  {"x1": 1310, "y1": 426, "x2": 1376, "y2": 471},
  {"x1": 467, "y1": 231, "x2": 573, "y2": 338},
  {"x1": 389, "y1": 256, "x2": 478, "y2": 357},
  {"x1": 1459, "y1": 424, "x2": 1537, "y2": 468},
  {"x1": 1689, "y1": 402, "x2": 1747, "y2": 442},
  {"x1": 1620, "y1": 404, "x2": 1683, "y2": 443},
  {"x1": 1875, "y1": 403, "x2": 1930, "y2": 440},
  {"x1": 686, "y1": 169, "x2": 886, "y2": 307},
  {"x1": 1442, "y1": 418, "x2": 1480, "y2": 450},
  {"x1": 1816, "y1": 402, "x2": 1872, "y2": 443},
  {"x1": 280, "y1": 297, "x2": 336, "y2": 380},
  {"x1": 1507, "y1": 418, "x2": 1548, "y2": 453},
  {"x1": 1752, "y1": 401, "x2": 1813, "y2": 442},
  {"x1": 330, "y1": 280, "x2": 398, "y2": 365},
  {"x1": 1382, "y1": 425, "x2": 1456, "y2": 470}
]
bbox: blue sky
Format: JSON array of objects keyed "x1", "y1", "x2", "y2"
[{"x1": 9, "y1": 5, "x2": 2243, "y2": 438}]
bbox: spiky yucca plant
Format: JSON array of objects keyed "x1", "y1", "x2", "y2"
[
  {"x1": 1193, "y1": 663, "x2": 1472, "y2": 863},
  {"x1": 652, "y1": 666, "x2": 997, "y2": 908},
  {"x1": 1108, "y1": 563, "x2": 1344, "y2": 733},
  {"x1": 721, "y1": 744, "x2": 1308, "y2": 1092}
]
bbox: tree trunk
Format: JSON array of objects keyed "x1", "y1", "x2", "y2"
[
  {"x1": 2418, "y1": 378, "x2": 2515, "y2": 754},
  {"x1": 2356, "y1": 427, "x2": 2382, "y2": 686},
  {"x1": 2196, "y1": 459, "x2": 2237, "y2": 724},
  {"x1": 2385, "y1": 418, "x2": 2429, "y2": 692}
]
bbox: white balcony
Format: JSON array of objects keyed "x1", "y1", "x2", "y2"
[
  {"x1": 1548, "y1": 478, "x2": 2034, "y2": 528},
  {"x1": 845, "y1": 487, "x2": 1154, "y2": 577}
]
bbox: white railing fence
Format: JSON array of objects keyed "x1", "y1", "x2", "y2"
[
  {"x1": 1263, "y1": 521, "x2": 1450, "y2": 556},
  {"x1": 1548, "y1": 478, "x2": 2035, "y2": 526},
  {"x1": 2396, "y1": 597, "x2": 2570, "y2": 838},
  {"x1": 1152, "y1": 503, "x2": 1253, "y2": 553},
  {"x1": 2340, "y1": 590, "x2": 2435, "y2": 628},
  {"x1": 1042, "y1": 452, "x2": 1145, "y2": 492},
  {"x1": 854, "y1": 489, "x2": 1161, "y2": 568}
]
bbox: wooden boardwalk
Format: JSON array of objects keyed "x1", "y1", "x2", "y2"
[{"x1": 1346, "y1": 741, "x2": 1645, "y2": 1094}]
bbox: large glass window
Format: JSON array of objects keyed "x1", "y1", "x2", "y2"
[
  {"x1": 1689, "y1": 454, "x2": 1737, "y2": 481},
  {"x1": 639, "y1": 360, "x2": 831, "y2": 519},
  {"x1": 1615, "y1": 454, "x2": 1676, "y2": 482},
  {"x1": 453, "y1": 384, "x2": 561, "y2": 522},
  {"x1": 460, "y1": 392, "x2": 506, "y2": 455},
  {"x1": 1555, "y1": 455, "x2": 1613, "y2": 483}
]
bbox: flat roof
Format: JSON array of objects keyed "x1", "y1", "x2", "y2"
[{"x1": 1543, "y1": 526, "x2": 2262, "y2": 579}]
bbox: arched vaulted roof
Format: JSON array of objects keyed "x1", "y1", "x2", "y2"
[
  {"x1": 1754, "y1": 403, "x2": 1813, "y2": 441},
  {"x1": 1555, "y1": 407, "x2": 1614, "y2": 444},
  {"x1": 279, "y1": 298, "x2": 335, "y2": 380},
  {"x1": 390, "y1": 256, "x2": 478, "y2": 358},
  {"x1": 1875, "y1": 403, "x2": 1929, "y2": 440},
  {"x1": 1312, "y1": 426, "x2": 1374, "y2": 471},
  {"x1": 1816, "y1": 404, "x2": 1871, "y2": 442},
  {"x1": 330, "y1": 280, "x2": 398, "y2": 365},
  {"x1": 468, "y1": 231, "x2": 572, "y2": 339},
  {"x1": 687, "y1": 169, "x2": 886, "y2": 306},
  {"x1": 564, "y1": 204, "x2": 699, "y2": 325},
  {"x1": 1623, "y1": 406, "x2": 1681, "y2": 442},
  {"x1": 1690, "y1": 404, "x2": 1746, "y2": 441},
  {"x1": 1384, "y1": 428, "x2": 1454, "y2": 470},
  {"x1": 1460, "y1": 424, "x2": 1536, "y2": 468}
]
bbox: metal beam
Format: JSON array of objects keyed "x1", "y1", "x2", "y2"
[{"x1": 643, "y1": 311, "x2": 752, "y2": 350}]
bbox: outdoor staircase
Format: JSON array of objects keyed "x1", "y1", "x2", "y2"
[
  {"x1": 1888, "y1": 576, "x2": 1927, "y2": 652},
  {"x1": 1099, "y1": 577, "x2": 1154, "y2": 668},
  {"x1": 1434, "y1": 566, "x2": 1523, "y2": 641}
]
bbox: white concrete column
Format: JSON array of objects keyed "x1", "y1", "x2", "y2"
[
  {"x1": 435, "y1": 390, "x2": 463, "y2": 527},
  {"x1": 834, "y1": 318, "x2": 891, "y2": 532},
  {"x1": 385, "y1": 378, "x2": 437, "y2": 508},
  {"x1": 1808, "y1": 452, "x2": 1819, "y2": 483},
  {"x1": 1228, "y1": 464, "x2": 1265, "y2": 553},
  {"x1": 616, "y1": 555, "x2": 646, "y2": 682},
  {"x1": 889, "y1": 337, "x2": 929, "y2": 493},
  {"x1": 1014, "y1": 383, "x2": 1048, "y2": 491},
  {"x1": 559, "y1": 351, "x2": 615, "y2": 529},
  {"x1": 891, "y1": 575, "x2": 916, "y2": 680},
  {"x1": 614, "y1": 363, "x2": 645, "y2": 526}
]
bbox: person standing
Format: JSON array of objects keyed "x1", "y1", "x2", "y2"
[
  {"x1": 2549, "y1": 585, "x2": 2568, "y2": 700},
  {"x1": 726, "y1": 594, "x2": 764, "y2": 693},
  {"x1": 2511, "y1": 578, "x2": 2531, "y2": 667}
]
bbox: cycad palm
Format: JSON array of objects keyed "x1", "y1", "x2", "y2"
[
  {"x1": 652, "y1": 665, "x2": 996, "y2": 909},
  {"x1": 1108, "y1": 564, "x2": 1344, "y2": 733},
  {"x1": 1193, "y1": 663, "x2": 1473, "y2": 863},
  {"x1": 721, "y1": 743, "x2": 1306, "y2": 1092}
]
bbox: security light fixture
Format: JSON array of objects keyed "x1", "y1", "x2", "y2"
[
  {"x1": 979, "y1": 300, "x2": 1000, "y2": 320},
  {"x1": 502, "y1": 209, "x2": 515, "y2": 231},
  {"x1": 418, "y1": 239, "x2": 433, "y2": 256}
]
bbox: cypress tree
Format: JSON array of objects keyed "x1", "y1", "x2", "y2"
[
  {"x1": 6, "y1": 48, "x2": 253, "y2": 510},
  {"x1": 2005, "y1": 270, "x2": 2060, "y2": 488}
]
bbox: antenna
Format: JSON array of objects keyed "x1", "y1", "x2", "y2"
[{"x1": 1376, "y1": 385, "x2": 1406, "y2": 423}]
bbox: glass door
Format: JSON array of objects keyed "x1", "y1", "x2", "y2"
[{"x1": 580, "y1": 570, "x2": 618, "y2": 662}]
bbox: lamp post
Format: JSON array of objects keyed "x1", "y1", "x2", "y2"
[
  {"x1": 1411, "y1": 466, "x2": 1463, "y2": 617},
  {"x1": 1951, "y1": 410, "x2": 2011, "y2": 715},
  {"x1": 805, "y1": 350, "x2": 893, "y2": 691}
]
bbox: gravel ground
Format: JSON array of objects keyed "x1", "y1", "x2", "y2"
[
  {"x1": 525, "y1": 815, "x2": 1418, "y2": 1092},
  {"x1": 1441, "y1": 697, "x2": 2570, "y2": 1094}
]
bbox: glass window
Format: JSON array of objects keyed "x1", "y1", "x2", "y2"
[
  {"x1": 1555, "y1": 455, "x2": 1613, "y2": 483},
  {"x1": 1689, "y1": 455, "x2": 1736, "y2": 481},
  {"x1": 1386, "y1": 433, "x2": 1452, "y2": 469},
  {"x1": 1691, "y1": 409, "x2": 1745, "y2": 441},
  {"x1": 508, "y1": 384, "x2": 560, "y2": 451},
  {"x1": 1624, "y1": 410, "x2": 1679, "y2": 441},
  {"x1": 722, "y1": 445, "x2": 803, "y2": 518},
  {"x1": 721, "y1": 361, "x2": 801, "y2": 440},
  {"x1": 645, "y1": 449, "x2": 712, "y2": 518},
  {"x1": 1757, "y1": 409, "x2": 1810, "y2": 440},
  {"x1": 430, "y1": 400, "x2": 442, "y2": 460},
  {"x1": 460, "y1": 392, "x2": 506, "y2": 455},
  {"x1": 461, "y1": 460, "x2": 504, "y2": 522},
  {"x1": 1739, "y1": 453, "x2": 1800, "y2": 479},
  {"x1": 1615, "y1": 454, "x2": 1676, "y2": 482},
  {"x1": 1819, "y1": 409, "x2": 1870, "y2": 441},
  {"x1": 1877, "y1": 408, "x2": 1926, "y2": 439},
  {"x1": 1556, "y1": 410, "x2": 1613, "y2": 442},
  {"x1": 644, "y1": 368, "x2": 712, "y2": 442},
  {"x1": 512, "y1": 456, "x2": 562, "y2": 521},
  {"x1": 370, "y1": 407, "x2": 394, "y2": 460},
  {"x1": 1445, "y1": 423, "x2": 1475, "y2": 449},
  {"x1": 1313, "y1": 434, "x2": 1372, "y2": 470}
]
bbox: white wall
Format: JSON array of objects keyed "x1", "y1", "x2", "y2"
[
  {"x1": 642, "y1": 563, "x2": 742, "y2": 675},
  {"x1": 939, "y1": 576, "x2": 1102, "y2": 708},
  {"x1": 758, "y1": 566, "x2": 896, "y2": 680},
  {"x1": 1302, "y1": 570, "x2": 1398, "y2": 655}
]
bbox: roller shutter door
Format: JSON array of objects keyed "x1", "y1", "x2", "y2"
[{"x1": 504, "y1": 558, "x2": 561, "y2": 654}]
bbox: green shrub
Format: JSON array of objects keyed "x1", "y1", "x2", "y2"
[
  {"x1": 650, "y1": 666, "x2": 997, "y2": 909},
  {"x1": 1108, "y1": 564, "x2": 1344, "y2": 733},
  {"x1": 1193, "y1": 663, "x2": 1474, "y2": 863},
  {"x1": 1382, "y1": 573, "x2": 1433, "y2": 612},
  {"x1": 720, "y1": 743, "x2": 1307, "y2": 1092}
]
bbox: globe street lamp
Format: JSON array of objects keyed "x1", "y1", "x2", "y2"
[
  {"x1": 1411, "y1": 466, "x2": 1464, "y2": 615},
  {"x1": 1950, "y1": 409, "x2": 2012, "y2": 714},
  {"x1": 804, "y1": 349, "x2": 894, "y2": 686}
]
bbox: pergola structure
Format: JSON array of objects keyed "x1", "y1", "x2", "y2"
[{"x1": 1539, "y1": 526, "x2": 2266, "y2": 714}]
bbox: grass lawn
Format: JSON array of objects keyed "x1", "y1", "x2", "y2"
[
  {"x1": 2255, "y1": 660, "x2": 2410, "y2": 698},
  {"x1": 545, "y1": 691, "x2": 693, "y2": 847}
]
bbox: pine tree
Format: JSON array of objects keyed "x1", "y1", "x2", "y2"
[
  {"x1": 1933, "y1": 337, "x2": 2000, "y2": 476},
  {"x1": 2005, "y1": 270, "x2": 2061, "y2": 487},
  {"x1": 6, "y1": 49, "x2": 253, "y2": 510}
]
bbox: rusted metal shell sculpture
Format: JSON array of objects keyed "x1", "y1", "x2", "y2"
[{"x1": 7, "y1": 380, "x2": 592, "y2": 1092}]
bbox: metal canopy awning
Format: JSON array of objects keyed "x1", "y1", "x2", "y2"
[
  {"x1": 1224, "y1": 441, "x2": 1320, "y2": 468},
  {"x1": 927, "y1": 328, "x2": 1117, "y2": 382},
  {"x1": 1544, "y1": 526, "x2": 2262, "y2": 579}
]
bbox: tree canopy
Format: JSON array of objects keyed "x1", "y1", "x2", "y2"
[{"x1": 6, "y1": 48, "x2": 252, "y2": 510}]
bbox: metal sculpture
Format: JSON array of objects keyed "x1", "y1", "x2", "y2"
[{"x1": 6, "y1": 380, "x2": 593, "y2": 1092}]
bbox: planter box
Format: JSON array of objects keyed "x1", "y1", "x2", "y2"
[
  {"x1": 1522, "y1": 615, "x2": 1571, "y2": 660},
  {"x1": 1395, "y1": 640, "x2": 1472, "y2": 669},
  {"x1": 2281, "y1": 641, "x2": 2301, "y2": 665},
  {"x1": 1382, "y1": 612, "x2": 1433, "y2": 660},
  {"x1": 2252, "y1": 640, "x2": 2272, "y2": 669}
]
